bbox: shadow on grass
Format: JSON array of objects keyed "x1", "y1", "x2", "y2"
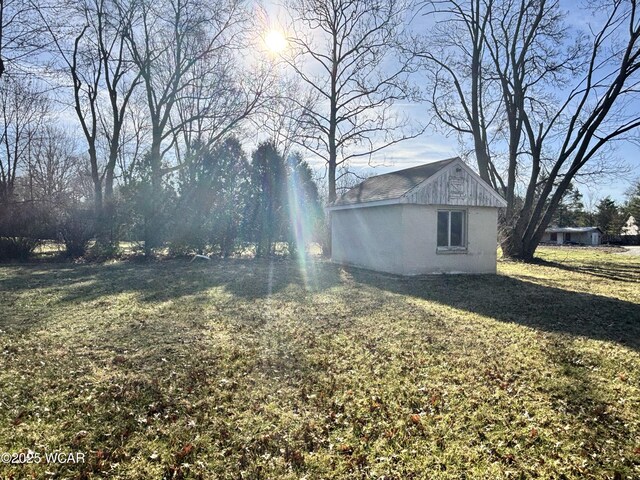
[
  {"x1": 3, "y1": 257, "x2": 639, "y2": 478},
  {"x1": 342, "y1": 267, "x2": 640, "y2": 351},
  {"x1": 1, "y1": 257, "x2": 638, "y2": 350},
  {"x1": 0, "y1": 257, "x2": 342, "y2": 305},
  {"x1": 533, "y1": 259, "x2": 640, "y2": 284}
]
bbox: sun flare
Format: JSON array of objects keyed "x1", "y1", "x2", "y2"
[{"x1": 264, "y1": 30, "x2": 287, "y2": 53}]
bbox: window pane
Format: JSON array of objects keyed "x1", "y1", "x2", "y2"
[
  {"x1": 450, "y1": 211, "x2": 464, "y2": 246},
  {"x1": 437, "y1": 211, "x2": 449, "y2": 247}
]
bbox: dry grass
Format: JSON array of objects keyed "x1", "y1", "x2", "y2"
[{"x1": 0, "y1": 247, "x2": 638, "y2": 479}]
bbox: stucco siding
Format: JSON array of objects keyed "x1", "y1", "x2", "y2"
[
  {"x1": 401, "y1": 205, "x2": 498, "y2": 274},
  {"x1": 331, "y1": 205, "x2": 405, "y2": 274},
  {"x1": 332, "y1": 205, "x2": 499, "y2": 275}
]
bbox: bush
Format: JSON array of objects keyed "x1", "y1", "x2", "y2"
[
  {"x1": 0, "y1": 201, "x2": 57, "y2": 239},
  {"x1": 59, "y1": 208, "x2": 95, "y2": 258},
  {"x1": 0, "y1": 236, "x2": 41, "y2": 260},
  {"x1": 85, "y1": 241, "x2": 122, "y2": 262},
  {"x1": 119, "y1": 177, "x2": 176, "y2": 257},
  {"x1": 166, "y1": 219, "x2": 209, "y2": 257},
  {"x1": 0, "y1": 201, "x2": 52, "y2": 260}
]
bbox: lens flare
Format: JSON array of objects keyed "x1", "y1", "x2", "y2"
[
  {"x1": 264, "y1": 30, "x2": 287, "y2": 53},
  {"x1": 287, "y1": 164, "x2": 318, "y2": 289}
]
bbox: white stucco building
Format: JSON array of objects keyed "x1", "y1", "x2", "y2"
[{"x1": 328, "y1": 157, "x2": 507, "y2": 275}]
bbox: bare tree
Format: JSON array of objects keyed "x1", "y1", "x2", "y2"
[
  {"x1": 124, "y1": 0, "x2": 264, "y2": 185},
  {"x1": 173, "y1": 50, "x2": 271, "y2": 183},
  {"x1": 0, "y1": 0, "x2": 49, "y2": 78},
  {"x1": 27, "y1": 125, "x2": 84, "y2": 205},
  {"x1": 115, "y1": 96, "x2": 150, "y2": 187},
  {"x1": 255, "y1": 77, "x2": 319, "y2": 160},
  {"x1": 416, "y1": 0, "x2": 640, "y2": 260},
  {"x1": 282, "y1": 0, "x2": 422, "y2": 203},
  {"x1": 0, "y1": 75, "x2": 49, "y2": 202},
  {"x1": 40, "y1": 0, "x2": 140, "y2": 243},
  {"x1": 122, "y1": 0, "x2": 268, "y2": 253}
]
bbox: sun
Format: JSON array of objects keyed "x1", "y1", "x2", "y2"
[{"x1": 264, "y1": 30, "x2": 287, "y2": 53}]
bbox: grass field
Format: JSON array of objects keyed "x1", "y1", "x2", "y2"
[{"x1": 0, "y1": 247, "x2": 639, "y2": 479}]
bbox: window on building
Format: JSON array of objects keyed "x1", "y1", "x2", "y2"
[
  {"x1": 437, "y1": 210, "x2": 466, "y2": 249},
  {"x1": 550, "y1": 232, "x2": 557, "y2": 242}
]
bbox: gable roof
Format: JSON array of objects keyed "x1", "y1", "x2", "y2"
[
  {"x1": 333, "y1": 157, "x2": 458, "y2": 206},
  {"x1": 329, "y1": 157, "x2": 507, "y2": 209}
]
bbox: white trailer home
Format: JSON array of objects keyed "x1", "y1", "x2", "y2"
[{"x1": 541, "y1": 227, "x2": 603, "y2": 246}]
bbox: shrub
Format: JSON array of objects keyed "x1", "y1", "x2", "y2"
[
  {"x1": 59, "y1": 208, "x2": 95, "y2": 258},
  {"x1": 0, "y1": 201, "x2": 52, "y2": 260},
  {"x1": 0, "y1": 236, "x2": 41, "y2": 261},
  {"x1": 167, "y1": 239, "x2": 198, "y2": 258},
  {"x1": 0, "y1": 201, "x2": 56, "y2": 239},
  {"x1": 85, "y1": 241, "x2": 122, "y2": 262}
]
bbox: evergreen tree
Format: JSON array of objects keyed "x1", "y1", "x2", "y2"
[
  {"x1": 169, "y1": 136, "x2": 250, "y2": 256},
  {"x1": 206, "y1": 138, "x2": 251, "y2": 256},
  {"x1": 286, "y1": 151, "x2": 324, "y2": 253},
  {"x1": 246, "y1": 142, "x2": 288, "y2": 257},
  {"x1": 552, "y1": 185, "x2": 587, "y2": 227},
  {"x1": 595, "y1": 197, "x2": 623, "y2": 235}
]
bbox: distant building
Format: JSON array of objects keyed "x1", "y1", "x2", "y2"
[
  {"x1": 622, "y1": 215, "x2": 639, "y2": 235},
  {"x1": 328, "y1": 157, "x2": 507, "y2": 275},
  {"x1": 541, "y1": 227, "x2": 602, "y2": 246}
]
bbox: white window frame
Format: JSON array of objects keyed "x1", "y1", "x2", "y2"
[{"x1": 437, "y1": 209, "x2": 467, "y2": 253}]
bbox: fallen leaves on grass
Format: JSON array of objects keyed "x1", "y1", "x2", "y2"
[{"x1": 0, "y1": 251, "x2": 638, "y2": 479}]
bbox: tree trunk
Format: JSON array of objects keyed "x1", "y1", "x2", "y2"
[
  {"x1": 96, "y1": 137, "x2": 120, "y2": 249},
  {"x1": 500, "y1": 231, "x2": 536, "y2": 261},
  {"x1": 88, "y1": 141, "x2": 110, "y2": 249},
  {"x1": 328, "y1": 161, "x2": 336, "y2": 204},
  {"x1": 143, "y1": 138, "x2": 163, "y2": 258}
]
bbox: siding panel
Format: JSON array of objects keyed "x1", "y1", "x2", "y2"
[{"x1": 405, "y1": 167, "x2": 504, "y2": 208}]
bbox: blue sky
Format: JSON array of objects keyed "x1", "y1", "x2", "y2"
[
  {"x1": 25, "y1": 0, "x2": 637, "y2": 207},
  {"x1": 263, "y1": 0, "x2": 640, "y2": 205}
]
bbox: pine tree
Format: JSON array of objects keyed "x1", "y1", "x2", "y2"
[
  {"x1": 595, "y1": 197, "x2": 623, "y2": 235},
  {"x1": 247, "y1": 142, "x2": 288, "y2": 257},
  {"x1": 552, "y1": 185, "x2": 587, "y2": 227}
]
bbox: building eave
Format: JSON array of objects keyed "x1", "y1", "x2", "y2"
[{"x1": 327, "y1": 198, "x2": 402, "y2": 211}]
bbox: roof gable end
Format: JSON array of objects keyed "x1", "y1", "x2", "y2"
[
  {"x1": 401, "y1": 158, "x2": 508, "y2": 208},
  {"x1": 329, "y1": 157, "x2": 507, "y2": 210},
  {"x1": 331, "y1": 157, "x2": 458, "y2": 207}
]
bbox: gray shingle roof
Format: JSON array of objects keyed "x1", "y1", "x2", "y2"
[
  {"x1": 545, "y1": 227, "x2": 602, "y2": 233},
  {"x1": 334, "y1": 157, "x2": 459, "y2": 206}
]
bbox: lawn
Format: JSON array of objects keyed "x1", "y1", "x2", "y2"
[{"x1": 0, "y1": 247, "x2": 638, "y2": 479}]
